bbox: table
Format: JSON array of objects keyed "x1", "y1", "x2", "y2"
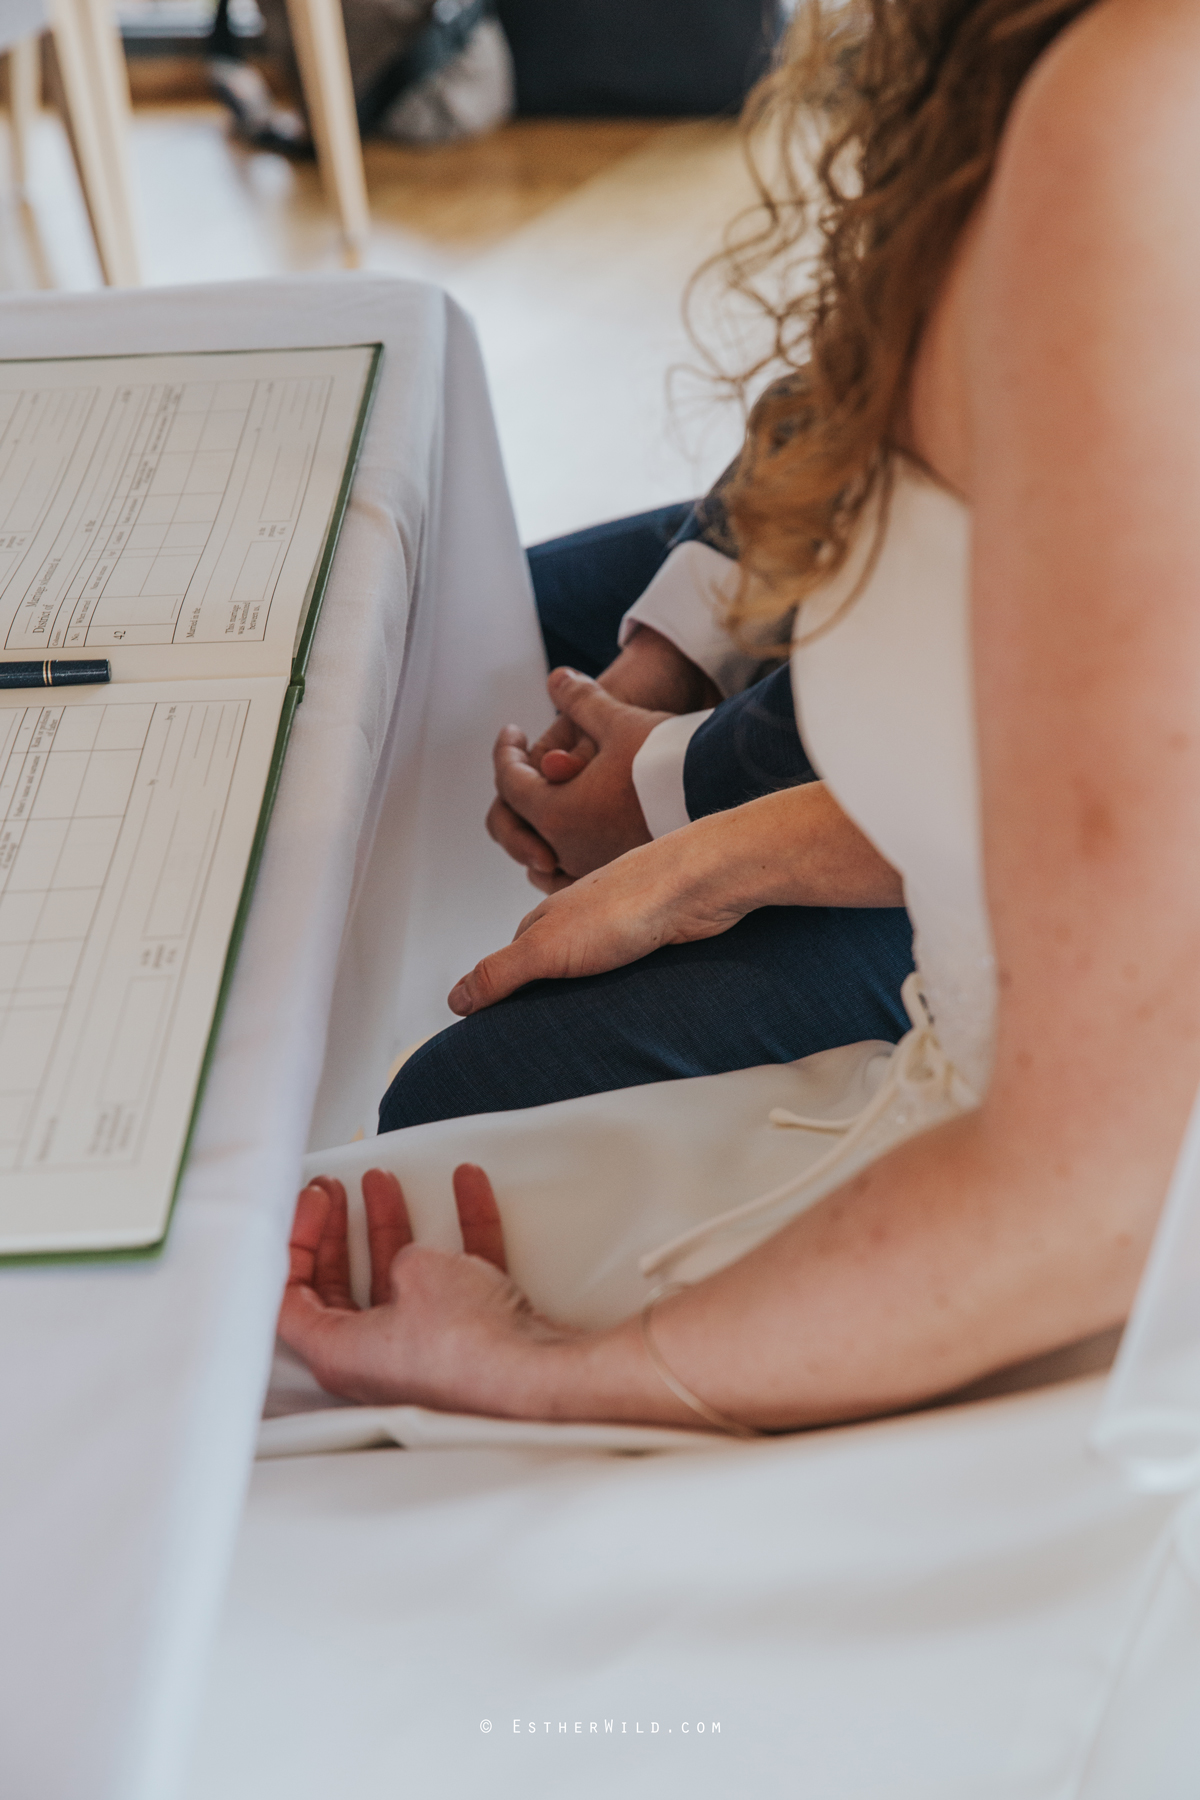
[{"x1": 0, "y1": 275, "x2": 546, "y2": 1800}]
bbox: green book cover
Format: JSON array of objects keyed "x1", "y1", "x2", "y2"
[{"x1": 0, "y1": 343, "x2": 382, "y2": 1262}]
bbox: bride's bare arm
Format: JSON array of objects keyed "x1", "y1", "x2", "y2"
[
  {"x1": 284, "y1": 1, "x2": 1200, "y2": 1429},
  {"x1": 450, "y1": 781, "x2": 902, "y2": 1015}
]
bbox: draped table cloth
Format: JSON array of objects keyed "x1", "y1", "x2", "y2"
[{"x1": 0, "y1": 275, "x2": 547, "y2": 1800}]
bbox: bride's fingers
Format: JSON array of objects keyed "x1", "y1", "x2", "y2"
[
  {"x1": 309, "y1": 1176, "x2": 355, "y2": 1311},
  {"x1": 452, "y1": 1163, "x2": 508, "y2": 1271},
  {"x1": 362, "y1": 1168, "x2": 413, "y2": 1306},
  {"x1": 286, "y1": 1184, "x2": 331, "y2": 1291}
]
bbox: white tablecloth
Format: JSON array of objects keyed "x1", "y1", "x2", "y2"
[
  {"x1": 184, "y1": 1377, "x2": 1188, "y2": 1800},
  {"x1": 0, "y1": 275, "x2": 547, "y2": 1800}
]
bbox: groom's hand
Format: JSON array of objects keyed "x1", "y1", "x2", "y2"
[
  {"x1": 487, "y1": 629, "x2": 719, "y2": 890},
  {"x1": 488, "y1": 668, "x2": 669, "y2": 884}
]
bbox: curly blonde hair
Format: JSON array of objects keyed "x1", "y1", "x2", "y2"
[{"x1": 712, "y1": 0, "x2": 1097, "y2": 646}]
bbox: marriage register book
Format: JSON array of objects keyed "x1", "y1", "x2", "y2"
[{"x1": 0, "y1": 343, "x2": 381, "y2": 1258}]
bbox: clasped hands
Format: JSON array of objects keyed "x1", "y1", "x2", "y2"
[
  {"x1": 486, "y1": 624, "x2": 719, "y2": 893},
  {"x1": 445, "y1": 625, "x2": 745, "y2": 1014}
]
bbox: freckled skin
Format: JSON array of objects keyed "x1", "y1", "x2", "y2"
[{"x1": 1073, "y1": 790, "x2": 1118, "y2": 861}]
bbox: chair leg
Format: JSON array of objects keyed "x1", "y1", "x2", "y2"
[
  {"x1": 76, "y1": 0, "x2": 140, "y2": 275},
  {"x1": 47, "y1": 0, "x2": 140, "y2": 285},
  {"x1": 284, "y1": 0, "x2": 370, "y2": 253},
  {"x1": 8, "y1": 38, "x2": 39, "y2": 192}
]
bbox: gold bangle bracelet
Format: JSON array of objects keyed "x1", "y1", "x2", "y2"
[{"x1": 640, "y1": 1283, "x2": 762, "y2": 1440}]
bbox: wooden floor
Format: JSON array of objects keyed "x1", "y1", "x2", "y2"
[{"x1": 0, "y1": 86, "x2": 757, "y2": 537}]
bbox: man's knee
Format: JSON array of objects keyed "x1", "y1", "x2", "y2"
[{"x1": 378, "y1": 1027, "x2": 471, "y2": 1132}]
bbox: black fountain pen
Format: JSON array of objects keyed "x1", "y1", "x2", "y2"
[{"x1": 0, "y1": 659, "x2": 111, "y2": 690}]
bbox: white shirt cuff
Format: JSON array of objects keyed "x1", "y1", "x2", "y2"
[
  {"x1": 618, "y1": 542, "x2": 764, "y2": 698},
  {"x1": 631, "y1": 709, "x2": 712, "y2": 839}
]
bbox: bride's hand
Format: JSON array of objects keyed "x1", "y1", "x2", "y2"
[
  {"x1": 448, "y1": 823, "x2": 751, "y2": 1015},
  {"x1": 452, "y1": 781, "x2": 901, "y2": 1016},
  {"x1": 277, "y1": 1166, "x2": 572, "y2": 1410}
]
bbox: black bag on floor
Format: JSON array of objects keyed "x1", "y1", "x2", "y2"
[
  {"x1": 494, "y1": 0, "x2": 785, "y2": 117},
  {"x1": 211, "y1": 0, "x2": 513, "y2": 149}
]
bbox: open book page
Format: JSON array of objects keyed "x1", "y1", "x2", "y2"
[
  {"x1": 0, "y1": 345, "x2": 378, "y2": 685},
  {"x1": 0, "y1": 677, "x2": 288, "y2": 1253}
]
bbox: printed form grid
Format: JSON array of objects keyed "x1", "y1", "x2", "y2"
[
  {"x1": 0, "y1": 697, "x2": 248, "y2": 1174},
  {"x1": 0, "y1": 375, "x2": 333, "y2": 652}
]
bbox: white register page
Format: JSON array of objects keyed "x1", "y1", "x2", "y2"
[
  {"x1": 0, "y1": 345, "x2": 376, "y2": 683},
  {"x1": 0, "y1": 678, "x2": 286, "y2": 1253}
]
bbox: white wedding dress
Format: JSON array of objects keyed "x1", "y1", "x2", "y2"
[{"x1": 189, "y1": 466, "x2": 1200, "y2": 1799}]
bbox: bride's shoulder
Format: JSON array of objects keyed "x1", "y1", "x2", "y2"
[
  {"x1": 964, "y1": 0, "x2": 1200, "y2": 374},
  {"x1": 997, "y1": 0, "x2": 1200, "y2": 195},
  {"x1": 919, "y1": 0, "x2": 1200, "y2": 490}
]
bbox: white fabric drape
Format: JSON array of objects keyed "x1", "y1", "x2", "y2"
[
  {"x1": 1092, "y1": 1082, "x2": 1200, "y2": 1494},
  {"x1": 1076, "y1": 1078, "x2": 1200, "y2": 1795},
  {"x1": 0, "y1": 275, "x2": 546, "y2": 1800},
  {"x1": 187, "y1": 1377, "x2": 1177, "y2": 1800}
]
